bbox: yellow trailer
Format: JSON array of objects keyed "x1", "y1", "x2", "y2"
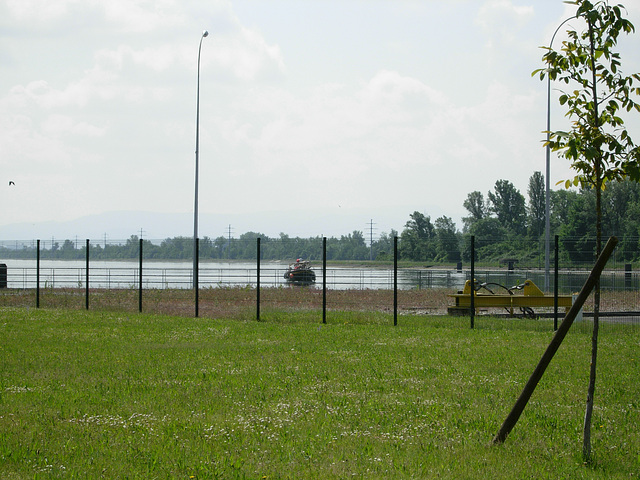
[{"x1": 448, "y1": 279, "x2": 573, "y2": 317}]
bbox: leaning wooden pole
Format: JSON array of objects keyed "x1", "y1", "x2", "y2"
[{"x1": 492, "y1": 236, "x2": 618, "y2": 445}]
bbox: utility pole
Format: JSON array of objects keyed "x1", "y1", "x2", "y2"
[
  {"x1": 367, "y1": 219, "x2": 376, "y2": 261},
  {"x1": 227, "y1": 224, "x2": 234, "y2": 260}
]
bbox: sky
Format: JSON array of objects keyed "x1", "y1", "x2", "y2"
[{"x1": 1, "y1": 0, "x2": 640, "y2": 241}]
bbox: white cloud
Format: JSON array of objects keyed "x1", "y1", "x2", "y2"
[
  {"x1": 5, "y1": 70, "x2": 119, "y2": 110},
  {"x1": 4, "y1": 0, "x2": 79, "y2": 22},
  {"x1": 2, "y1": 0, "x2": 638, "y2": 234},
  {"x1": 41, "y1": 114, "x2": 106, "y2": 137},
  {"x1": 475, "y1": 0, "x2": 535, "y2": 49},
  {"x1": 207, "y1": 27, "x2": 286, "y2": 81},
  {"x1": 358, "y1": 70, "x2": 446, "y2": 121},
  {"x1": 100, "y1": 0, "x2": 188, "y2": 33},
  {"x1": 209, "y1": 68, "x2": 542, "y2": 211},
  {"x1": 476, "y1": 0, "x2": 534, "y2": 29}
]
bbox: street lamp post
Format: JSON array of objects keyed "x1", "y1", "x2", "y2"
[
  {"x1": 545, "y1": 17, "x2": 573, "y2": 292},
  {"x1": 194, "y1": 29, "x2": 208, "y2": 317}
]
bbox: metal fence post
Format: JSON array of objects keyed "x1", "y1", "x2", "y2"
[
  {"x1": 36, "y1": 239, "x2": 40, "y2": 308},
  {"x1": 554, "y1": 235, "x2": 559, "y2": 331},
  {"x1": 195, "y1": 238, "x2": 199, "y2": 318},
  {"x1": 257, "y1": 237, "x2": 261, "y2": 321},
  {"x1": 323, "y1": 237, "x2": 327, "y2": 324},
  {"x1": 470, "y1": 235, "x2": 475, "y2": 329},
  {"x1": 85, "y1": 239, "x2": 90, "y2": 310},
  {"x1": 139, "y1": 238, "x2": 143, "y2": 313},
  {"x1": 394, "y1": 236, "x2": 398, "y2": 326},
  {"x1": 625, "y1": 263, "x2": 632, "y2": 290}
]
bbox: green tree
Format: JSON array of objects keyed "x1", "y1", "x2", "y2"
[
  {"x1": 558, "y1": 188, "x2": 597, "y2": 263},
  {"x1": 462, "y1": 191, "x2": 487, "y2": 232},
  {"x1": 550, "y1": 188, "x2": 579, "y2": 232},
  {"x1": 60, "y1": 239, "x2": 79, "y2": 259},
  {"x1": 601, "y1": 179, "x2": 640, "y2": 233},
  {"x1": 487, "y1": 180, "x2": 526, "y2": 235},
  {"x1": 603, "y1": 180, "x2": 640, "y2": 260},
  {"x1": 122, "y1": 235, "x2": 141, "y2": 259},
  {"x1": 212, "y1": 236, "x2": 227, "y2": 259},
  {"x1": 372, "y1": 230, "x2": 398, "y2": 260},
  {"x1": 462, "y1": 217, "x2": 509, "y2": 262},
  {"x1": 399, "y1": 212, "x2": 436, "y2": 261},
  {"x1": 434, "y1": 216, "x2": 460, "y2": 263},
  {"x1": 527, "y1": 171, "x2": 546, "y2": 237},
  {"x1": 535, "y1": 0, "x2": 640, "y2": 460},
  {"x1": 160, "y1": 236, "x2": 193, "y2": 259},
  {"x1": 236, "y1": 232, "x2": 265, "y2": 259},
  {"x1": 560, "y1": 180, "x2": 640, "y2": 262},
  {"x1": 334, "y1": 231, "x2": 368, "y2": 260}
]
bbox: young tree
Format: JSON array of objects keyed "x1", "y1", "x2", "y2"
[{"x1": 535, "y1": 0, "x2": 640, "y2": 461}]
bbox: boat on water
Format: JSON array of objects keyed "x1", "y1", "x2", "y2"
[{"x1": 284, "y1": 258, "x2": 316, "y2": 284}]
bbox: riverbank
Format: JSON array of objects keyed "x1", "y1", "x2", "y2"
[{"x1": 2, "y1": 286, "x2": 639, "y2": 324}]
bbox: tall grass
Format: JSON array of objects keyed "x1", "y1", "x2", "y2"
[{"x1": 0, "y1": 308, "x2": 638, "y2": 478}]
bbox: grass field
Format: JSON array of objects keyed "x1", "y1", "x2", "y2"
[{"x1": 1, "y1": 307, "x2": 639, "y2": 478}]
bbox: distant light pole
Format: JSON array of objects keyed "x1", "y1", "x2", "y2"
[
  {"x1": 545, "y1": 17, "x2": 573, "y2": 291},
  {"x1": 194, "y1": 29, "x2": 208, "y2": 312}
]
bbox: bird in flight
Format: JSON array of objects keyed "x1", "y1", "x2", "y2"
[{"x1": 9, "y1": 181, "x2": 15, "y2": 186}]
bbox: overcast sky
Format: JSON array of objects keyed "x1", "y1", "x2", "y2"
[{"x1": 2, "y1": 0, "x2": 640, "y2": 240}]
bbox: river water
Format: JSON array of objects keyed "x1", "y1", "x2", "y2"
[{"x1": 2, "y1": 259, "x2": 637, "y2": 293}]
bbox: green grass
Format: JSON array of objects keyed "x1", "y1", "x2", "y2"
[{"x1": 1, "y1": 308, "x2": 639, "y2": 479}]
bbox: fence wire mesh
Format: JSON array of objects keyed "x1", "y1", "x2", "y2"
[{"x1": 0, "y1": 236, "x2": 638, "y2": 332}]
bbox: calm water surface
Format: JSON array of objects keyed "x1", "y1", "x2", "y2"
[{"x1": 2, "y1": 259, "x2": 636, "y2": 292}]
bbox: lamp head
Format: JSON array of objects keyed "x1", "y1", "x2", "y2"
[{"x1": 203, "y1": 30, "x2": 209, "y2": 38}]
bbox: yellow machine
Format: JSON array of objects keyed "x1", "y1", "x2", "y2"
[{"x1": 448, "y1": 279, "x2": 573, "y2": 317}]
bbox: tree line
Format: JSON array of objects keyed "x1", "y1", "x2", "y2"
[
  {"x1": 401, "y1": 173, "x2": 640, "y2": 265},
  {"x1": 1, "y1": 173, "x2": 639, "y2": 265}
]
